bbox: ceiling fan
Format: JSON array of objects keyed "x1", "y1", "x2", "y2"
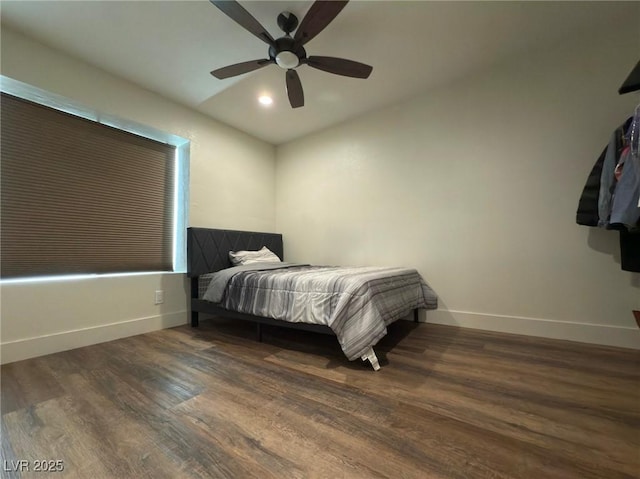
[{"x1": 209, "y1": 0, "x2": 373, "y2": 108}]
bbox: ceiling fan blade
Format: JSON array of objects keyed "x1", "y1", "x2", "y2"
[
  {"x1": 293, "y1": 0, "x2": 349, "y2": 45},
  {"x1": 305, "y1": 56, "x2": 372, "y2": 79},
  {"x1": 286, "y1": 70, "x2": 304, "y2": 108},
  {"x1": 211, "y1": 59, "x2": 273, "y2": 79},
  {"x1": 210, "y1": 0, "x2": 275, "y2": 46}
]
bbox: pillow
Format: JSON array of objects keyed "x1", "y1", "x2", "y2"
[{"x1": 228, "y1": 246, "x2": 281, "y2": 266}]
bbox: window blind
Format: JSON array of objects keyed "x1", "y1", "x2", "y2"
[{"x1": 1, "y1": 92, "x2": 176, "y2": 279}]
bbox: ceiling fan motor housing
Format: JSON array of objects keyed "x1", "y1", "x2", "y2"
[{"x1": 270, "y1": 37, "x2": 306, "y2": 70}]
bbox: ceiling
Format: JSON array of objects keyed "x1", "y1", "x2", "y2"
[{"x1": 1, "y1": 1, "x2": 638, "y2": 145}]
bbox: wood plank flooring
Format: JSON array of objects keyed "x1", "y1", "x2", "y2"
[{"x1": 1, "y1": 319, "x2": 639, "y2": 478}]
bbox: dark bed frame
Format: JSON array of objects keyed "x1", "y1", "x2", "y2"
[
  {"x1": 188, "y1": 227, "x2": 333, "y2": 340},
  {"x1": 187, "y1": 227, "x2": 419, "y2": 341}
]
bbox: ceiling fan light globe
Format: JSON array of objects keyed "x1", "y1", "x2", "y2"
[{"x1": 275, "y1": 51, "x2": 299, "y2": 70}]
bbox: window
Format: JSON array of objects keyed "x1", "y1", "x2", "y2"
[{"x1": 0, "y1": 78, "x2": 188, "y2": 280}]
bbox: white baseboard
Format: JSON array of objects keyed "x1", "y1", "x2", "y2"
[
  {"x1": 0, "y1": 311, "x2": 188, "y2": 364},
  {"x1": 3, "y1": 309, "x2": 637, "y2": 364},
  {"x1": 425, "y1": 309, "x2": 640, "y2": 350}
]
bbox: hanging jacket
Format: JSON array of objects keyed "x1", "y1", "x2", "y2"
[
  {"x1": 576, "y1": 144, "x2": 608, "y2": 226},
  {"x1": 577, "y1": 119, "x2": 630, "y2": 226},
  {"x1": 577, "y1": 116, "x2": 640, "y2": 272},
  {"x1": 598, "y1": 125, "x2": 629, "y2": 227},
  {"x1": 610, "y1": 146, "x2": 640, "y2": 230}
]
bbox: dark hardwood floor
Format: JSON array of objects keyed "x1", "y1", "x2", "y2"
[{"x1": 1, "y1": 318, "x2": 638, "y2": 478}]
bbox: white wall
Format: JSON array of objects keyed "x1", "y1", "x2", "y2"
[
  {"x1": 276, "y1": 21, "x2": 640, "y2": 349},
  {"x1": 0, "y1": 27, "x2": 277, "y2": 363}
]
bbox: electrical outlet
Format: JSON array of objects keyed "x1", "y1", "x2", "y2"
[{"x1": 155, "y1": 290, "x2": 164, "y2": 305}]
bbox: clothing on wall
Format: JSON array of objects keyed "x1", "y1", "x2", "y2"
[
  {"x1": 577, "y1": 112, "x2": 640, "y2": 272},
  {"x1": 597, "y1": 120, "x2": 630, "y2": 227},
  {"x1": 577, "y1": 122, "x2": 628, "y2": 227},
  {"x1": 610, "y1": 145, "x2": 640, "y2": 229}
]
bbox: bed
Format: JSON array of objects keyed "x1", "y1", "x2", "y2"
[{"x1": 187, "y1": 227, "x2": 437, "y2": 370}]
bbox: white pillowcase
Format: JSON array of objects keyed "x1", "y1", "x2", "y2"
[{"x1": 228, "y1": 246, "x2": 281, "y2": 266}]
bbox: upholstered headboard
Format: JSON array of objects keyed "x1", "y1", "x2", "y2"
[{"x1": 187, "y1": 227, "x2": 284, "y2": 277}]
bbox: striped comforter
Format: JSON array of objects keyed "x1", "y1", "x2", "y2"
[{"x1": 205, "y1": 264, "x2": 437, "y2": 361}]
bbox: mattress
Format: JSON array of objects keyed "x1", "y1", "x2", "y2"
[{"x1": 200, "y1": 263, "x2": 437, "y2": 360}]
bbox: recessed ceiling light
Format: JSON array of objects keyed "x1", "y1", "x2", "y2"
[{"x1": 258, "y1": 95, "x2": 273, "y2": 106}]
